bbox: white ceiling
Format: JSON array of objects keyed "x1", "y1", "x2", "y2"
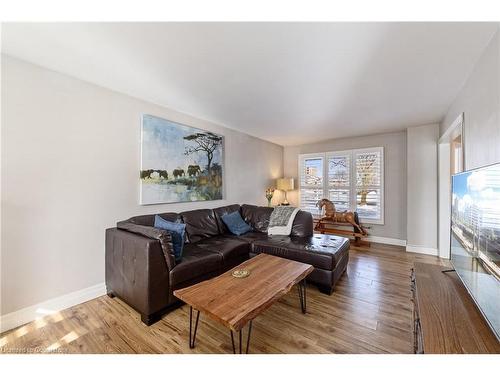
[{"x1": 1, "y1": 23, "x2": 497, "y2": 145}]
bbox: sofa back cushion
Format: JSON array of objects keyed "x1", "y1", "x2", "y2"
[
  {"x1": 213, "y1": 204, "x2": 241, "y2": 234},
  {"x1": 240, "y1": 204, "x2": 273, "y2": 233},
  {"x1": 122, "y1": 205, "x2": 312, "y2": 243},
  {"x1": 290, "y1": 210, "x2": 314, "y2": 237},
  {"x1": 181, "y1": 209, "x2": 219, "y2": 243}
]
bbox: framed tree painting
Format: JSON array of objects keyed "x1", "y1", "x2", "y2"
[{"x1": 140, "y1": 114, "x2": 224, "y2": 205}]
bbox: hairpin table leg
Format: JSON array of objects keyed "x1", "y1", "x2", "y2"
[
  {"x1": 298, "y1": 279, "x2": 307, "y2": 313},
  {"x1": 189, "y1": 306, "x2": 200, "y2": 349},
  {"x1": 230, "y1": 320, "x2": 253, "y2": 354}
]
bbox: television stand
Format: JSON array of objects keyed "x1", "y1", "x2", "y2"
[
  {"x1": 411, "y1": 262, "x2": 500, "y2": 353},
  {"x1": 441, "y1": 269, "x2": 456, "y2": 273}
]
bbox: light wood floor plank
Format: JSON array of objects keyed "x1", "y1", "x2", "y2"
[{"x1": 0, "y1": 243, "x2": 447, "y2": 354}]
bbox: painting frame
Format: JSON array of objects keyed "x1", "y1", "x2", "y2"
[{"x1": 139, "y1": 114, "x2": 225, "y2": 205}]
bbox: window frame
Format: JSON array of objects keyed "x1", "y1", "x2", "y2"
[{"x1": 298, "y1": 147, "x2": 385, "y2": 225}]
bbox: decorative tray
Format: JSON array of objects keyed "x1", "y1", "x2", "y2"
[{"x1": 232, "y1": 269, "x2": 250, "y2": 278}]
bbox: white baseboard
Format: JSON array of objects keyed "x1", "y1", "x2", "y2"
[
  {"x1": 0, "y1": 283, "x2": 106, "y2": 334},
  {"x1": 366, "y1": 236, "x2": 407, "y2": 247},
  {"x1": 406, "y1": 244, "x2": 439, "y2": 256}
]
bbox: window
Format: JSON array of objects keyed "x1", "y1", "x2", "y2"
[
  {"x1": 299, "y1": 147, "x2": 384, "y2": 224},
  {"x1": 298, "y1": 154, "x2": 324, "y2": 213}
]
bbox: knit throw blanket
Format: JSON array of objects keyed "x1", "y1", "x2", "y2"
[{"x1": 267, "y1": 206, "x2": 300, "y2": 235}]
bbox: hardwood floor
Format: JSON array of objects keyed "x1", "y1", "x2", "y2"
[{"x1": 0, "y1": 243, "x2": 447, "y2": 354}]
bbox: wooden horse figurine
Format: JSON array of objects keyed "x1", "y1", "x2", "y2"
[{"x1": 316, "y1": 198, "x2": 367, "y2": 235}]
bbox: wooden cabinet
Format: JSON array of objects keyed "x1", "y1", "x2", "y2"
[
  {"x1": 410, "y1": 268, "x2": 423, "y2": 354},
  {"x1": 411, "y1": 262, "x2": 500, "y2": 354}
]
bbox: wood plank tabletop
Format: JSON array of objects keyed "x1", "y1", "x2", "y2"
[
  {"x1": 173, "y1": 253, "x2": 314, "y2": 331},
  {"x1": 414, "y1": 262, "x2": 500, "y2": 353}
]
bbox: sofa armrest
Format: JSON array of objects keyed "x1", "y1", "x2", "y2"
[
  {"x1": 291, "y1": 210, "x2": 314, "y2": 237},
  {"x1": 105, "y1": 227, "x2": 171, "y2": 317},
  {"x1": 117, "y1": 221, "x2": 176, "y2": 270}
]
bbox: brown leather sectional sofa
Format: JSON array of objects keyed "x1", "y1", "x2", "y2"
[{"x1": 105, "y1": 204, "x2": 349, "y2": 325}]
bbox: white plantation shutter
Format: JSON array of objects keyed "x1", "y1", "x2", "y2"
[
  {"x1": 300, "y1": 188, "x2": 323, "y2": 213},
  {"x1": 299, "y1": 154, "x2": 324, "y2": 214},
  {"x1": 327, "y1": 152, "x2": 351, "y2": 212},
  {"x1": 355, "y1": 148, "x2": 383, "y2": 223},
  {"x1": 299, "y1": 147, "x2": 384, "y2": 224}
]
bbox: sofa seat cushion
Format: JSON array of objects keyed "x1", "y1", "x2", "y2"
[
  {"x1": 223, "y1": 231, "x2": 269, "y2": 243},
  {"x1": 170, "y1": 244, "x2": 222, "y2": 287},
  {"x1": 195, "y1": 236, "x2": 250, "y2": 263},
  {"x1": 251, "y1": 234, "x2": 349, "y2": 271}
]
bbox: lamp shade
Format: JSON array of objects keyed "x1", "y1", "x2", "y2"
[{"x1": 276, "y1": 178, "x2": 294, "y2": 191}]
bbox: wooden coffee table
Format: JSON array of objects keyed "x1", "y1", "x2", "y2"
[{"x1": 173, "y1": 253, "x2": 314, "y2": 354}]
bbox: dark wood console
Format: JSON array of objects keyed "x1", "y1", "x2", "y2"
[{"x1": 411, "y1": 262, "x2": 500, "y2": 353}]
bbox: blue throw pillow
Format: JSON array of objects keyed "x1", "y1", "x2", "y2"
[
  {"x1": 154, "y1": 215, "x2": 186, "y2": 261},
  {"x1": 221, "y1": 211, "x2": 252, "y2": 236}
]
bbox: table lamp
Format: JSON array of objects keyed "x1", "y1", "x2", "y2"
[{"x1": 276, "y1": 178, "x2": 294, "y2": 206}]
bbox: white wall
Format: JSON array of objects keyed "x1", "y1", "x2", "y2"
[
  {"x1": 406, "y1": 124, "x2": 439, "y2": 255},
  {"x1": 0, "y1": 56, "x2": 283, "y2": 316},
  {"x1": 441, "y1": 26, "x2": 500, "y2": 169},
  {"x1": 283, "y1": 131, "x2": 407, "y2": 241},
  {"x1": 438, "y1": 25, "x2": 500, "y2": 261}
]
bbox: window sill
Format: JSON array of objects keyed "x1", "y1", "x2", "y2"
[{"x1": 360, "y1": 219, "x2": 384, "y2": 225}]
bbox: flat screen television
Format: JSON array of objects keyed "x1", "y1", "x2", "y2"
[{"x1": 451, "y1": 162, "x2": 500, "y2": 341}]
